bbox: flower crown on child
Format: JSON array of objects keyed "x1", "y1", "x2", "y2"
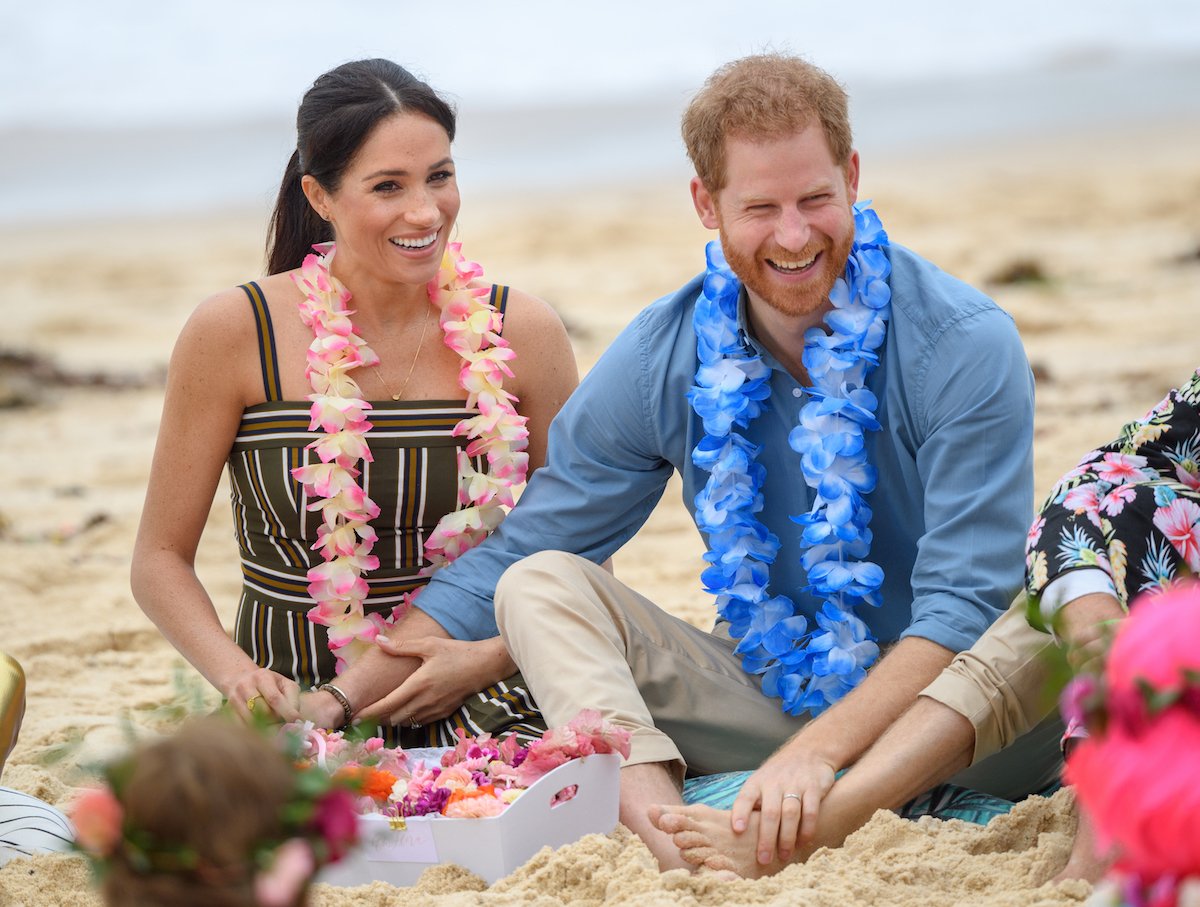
[
  {"x1": 1061, "y1": 654, "x2": 1200, "y2": 739},
  {"x1": 1060, "y1": 582, "x2": 1200, "y2": 907},
  {"x1": 69, "y1": 715, "x2": 364, "y2": 907}
]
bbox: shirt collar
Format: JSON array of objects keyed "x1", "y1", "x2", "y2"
[{"x1": 734, "y1": 285, "x2": 789, "y2": 374}]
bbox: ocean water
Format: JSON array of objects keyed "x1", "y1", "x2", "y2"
[{"x1": 2, "y1": 0, "x2": 1199, "y2": 223}]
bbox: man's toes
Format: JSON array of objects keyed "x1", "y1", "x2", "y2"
[
  {"x1": 654, "y1": 810, "x2": 691, "y2": 834},
  {"x1": 696, "y1": 850, "x2": 739, "y2": 875},
  {"x1": 679, "y1": 844, "x2": 721, "y2": 869},
  {"x1": 669, "y1": 829, "x2": 710, "y2": 851}
]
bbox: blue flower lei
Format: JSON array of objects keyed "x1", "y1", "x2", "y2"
[{"x1": 687, "y1": 203, "x2": 892, "y2": 716}]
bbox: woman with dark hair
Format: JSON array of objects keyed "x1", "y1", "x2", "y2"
[{"x1": 131, "y1": 59, "x2": 578, "y2": 747}]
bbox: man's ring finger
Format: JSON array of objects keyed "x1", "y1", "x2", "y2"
[
  {"x1": 408, "y1": 715, "x2": 421, "y2": 729},
  {"x1": 783, "y1": 793, "x2": 802, "y2": 802},
  {"x1": 247, "y1": 696, "x2": 259, "y2": 712}
]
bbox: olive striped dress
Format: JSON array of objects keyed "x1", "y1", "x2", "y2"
[{"x1": 229, "y1": 281, "x2": 545, "y2": 747}]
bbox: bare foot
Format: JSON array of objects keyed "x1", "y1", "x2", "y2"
[
  {"x1": 649, "y1": 802, "x2": 796, "y2": 879},
  {"x1": 620, "y1": 764, "x2": 691, "y2": 872},
  {"x1": 1049, "y1": 810, "x2": 1113, "y2": 885}
]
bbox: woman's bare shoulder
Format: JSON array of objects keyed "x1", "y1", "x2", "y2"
[
  {"x1": 493, "y1": 285, "x2": 578, "y2": 403},
  {"x1": 496, "y1": 285, "x2": 570, "y2": 342},
  {"x1": 182, "y1": 273, "x2": 296, "y2": 342}
]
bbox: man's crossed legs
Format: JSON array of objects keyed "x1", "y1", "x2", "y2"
[{"x1": 496, "y1": 552, "x2": 1062, "y2": 875}]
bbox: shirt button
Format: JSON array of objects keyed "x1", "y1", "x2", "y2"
[{"x1": 792, "y1": 388, "x2": 803, "y2": 398}]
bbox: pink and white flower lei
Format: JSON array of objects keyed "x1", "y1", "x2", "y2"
[{"x1": 290, "y1": 242, "x2": 529, "y2": 672}]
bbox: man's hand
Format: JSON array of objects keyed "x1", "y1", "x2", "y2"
[
  {"x1": 730, "y1": 637, "x2": 955, "y2": 866},
  {"x1": 731, "y1": 741, "x2": 836, "y2": 865}
]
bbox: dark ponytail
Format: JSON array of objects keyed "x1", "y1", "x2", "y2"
[
  {"x1": 265, "y1": 59, "x2": 457, "y2": 275},
  {"x1": 266, "y1": 150, "x2": 333, "y2": 276}
]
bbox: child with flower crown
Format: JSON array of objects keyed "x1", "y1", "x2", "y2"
[
  {"x1": 1064, "y1": 583, "x2": 1200, "y2": 907},
  {"x1": 69, "y1": 714, "x2": 363, "y2": 907},
  {"x1": 131, "y1": 59, "x2": 578, "y2": 750}
]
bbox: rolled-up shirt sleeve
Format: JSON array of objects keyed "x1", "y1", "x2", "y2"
[
  {"x1": 900, "y1": 306, "x2": 1035, "y2": 653},
  {"x1": 415, "y1": 308, "x2": 675, "y2": 641}
]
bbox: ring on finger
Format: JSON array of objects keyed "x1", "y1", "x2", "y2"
[
  {"x1": 247, "y1": 696, "x2": 259, "y2": 712},
  {"x1": 782, "y1": 792, "x2": 802, "y2": 802},
  {"x1": 407, "y1": 715, "x2": 421, "y2": 729}
]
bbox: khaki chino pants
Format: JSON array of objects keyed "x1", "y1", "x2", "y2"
[{"x1": 495, "y1": 551, "x2": 1062, "y2": 799}]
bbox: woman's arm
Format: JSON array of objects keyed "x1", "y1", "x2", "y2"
[
  {"x1": 301, "y1": 289, "x2": 580, "y2": 728},
  {"x1": 131, "y1": 290, "x2": 300, "y2": 721},
  {"x1": 501, "y1": 288, "x2": 580, "y2": 471}
]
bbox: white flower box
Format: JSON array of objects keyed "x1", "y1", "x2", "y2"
[{"x1": 318, "y1": 751, "x2": 620, "y2": 888}]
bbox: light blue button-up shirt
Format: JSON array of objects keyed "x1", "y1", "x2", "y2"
[{"x1": 418, "y1": 244, "x2": 1035, "y2": 653}]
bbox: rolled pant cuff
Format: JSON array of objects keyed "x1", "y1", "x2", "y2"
[{"x1": 625, "y1": 731, "x2": 686, "y2": 782}]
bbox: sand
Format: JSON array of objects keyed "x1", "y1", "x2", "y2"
[{"x1": 0, "y1": 120, "x2": 1197, "y2": 905}]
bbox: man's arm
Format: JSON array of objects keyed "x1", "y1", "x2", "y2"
[
  {"x1": 808, "y1": 695, "x2": 976, "y2": 854},
  {"x1": 414, "y1": 304, "x2": 678, "y2": 639},
  {"x1": 902, "y1": 304, "x2": 1036, "y2": 654}
]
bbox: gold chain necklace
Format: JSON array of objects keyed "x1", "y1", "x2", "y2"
[{"x1": 372, "y1": 305, "x2": 432, "y2": 401}]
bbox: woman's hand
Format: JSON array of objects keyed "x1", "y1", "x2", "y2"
[
  {"x1": 223, "y1": 666, "x2": 302, "y2": 724},
  {"x1": 356, "y1": 636, "x2": 515, "y2": 727}
]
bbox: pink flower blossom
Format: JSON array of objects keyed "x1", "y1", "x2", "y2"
[
  {"x1": 433, "y1": 764, "x2": 474, "y2": 791},
  {"x1": 1062, "y1": 482, "x2": 1104, "y2": 528},
  {"x1": 1095, "y1": 452, "x2": 1150, "y2": 485},
  {"x1": 1068, "y1": 708, "x2": 1200, "y2": 879},
  {"x1": 69, "y1": 786, "x2": 123, "y2": 857},
  {"x1": 292, "y1": 462, "x2": 361, "y2": 500},
  {"x1": 1176, "y1": 461, "x2": 1200, "y2": 491},
  {"x1": 1025, "y1": 515, "x2": 1045, "y2": 551},
  {"x1": 307, "y1": 395, "x2": 372, "y2": 433},
  {"x1": 1152, "y1": 498, "x2": 1200, "y2": 571},
  {"x1": 310, "y1": 787, "x2": 360, "y2": 862},
  {"x1": 1099, "y1": 483, "x2": 1138, "y2": 517},
  {"x1": 310, "y1": 429, "x2": 374, "y2": 468},
  {"x1": 324, "y1": 612, "x2": 388, "y2": 650},
  {"x1": 442, "y1": 792, "x2": 506, "y2": 818},
  {"x1": 254, "y1": 838, "x2": 316, "y2": 907},
  {"x1": 566, "y1": 708, "x2": 633, "y2": 758}
]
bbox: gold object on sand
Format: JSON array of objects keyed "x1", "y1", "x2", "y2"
[{"x1": 0, "y1": 653, "x2": 26, "y2": 778}]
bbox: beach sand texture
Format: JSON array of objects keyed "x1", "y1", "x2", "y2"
[{"x1": 0, "y1": 124, "x2": 1196, "y2": 906}]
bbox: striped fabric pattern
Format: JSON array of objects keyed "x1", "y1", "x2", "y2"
[
  {"x1": 229, "y1": 283, "x2": 543, "y2": 748},
  {"x1": 0, "y1": 788, "x2": 74, "y2": 866}
]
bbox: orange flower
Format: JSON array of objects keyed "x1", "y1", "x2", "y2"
[
  {"x1": 362, "y1": 768, "x2": 398, "y2": 803},
  {"x1": 333, "y1": 765, "x2": 397, "y2": 804},
  {"x1": 443, "y1": 785, "x2": 504, "y2": 818}
]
